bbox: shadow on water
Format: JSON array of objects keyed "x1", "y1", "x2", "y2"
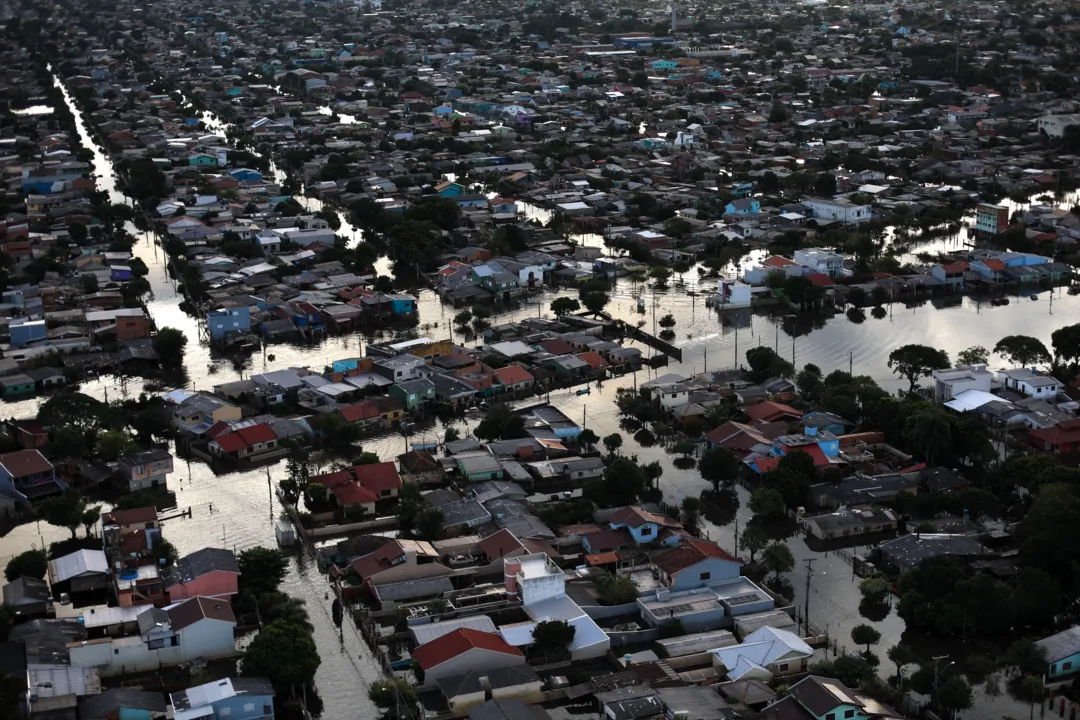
[{"x1": 699, "y1": 488, "x2": 740, "y2": 527}]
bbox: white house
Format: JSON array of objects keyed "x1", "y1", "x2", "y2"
[
  {"x1": 931, "y1": 364, "x2": 993, "y2": 402},
  {"x1": 801, "y1": 198, "x2": 871, "y2": 224},
  {"x1": 714, "y1": 278, "x2": 752, "y2": 309},
  {"x1": 710, "y1": 626, "x2": 813, "y2": 681},
  {"x1": 653, "y1": 382, "x2": 691, "y2": 410},
  {"x1": 998, "y1": 368, "x2": 1061, "y2": 398},
  {"x1": 1038, "y1": 114, "x2": 1080, "y2": 139},
  {"x1": 69, "y1": 596, "x2": 238, "y2": 677},
  {"x1": 793, "y1": 249, "x2": 848, "y2": 277}
]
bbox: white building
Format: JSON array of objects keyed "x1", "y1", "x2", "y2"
[
  {"x1": 801, "y1": 198, "x2": 871, "y2": 224},
  {"x1": 710, "y1": 626, "x2": 813, "y2": 681},
  {"x1": 998, "y1": 368, "x2": 1061, "y2": 398},
  {"x1": 652, "y1": 382, "x2": 690, "y2": 410},
  {"x1": 931, "y1": 364, "x2": 993, "y2": 402},
  {"x1": 69, "y1": 596, "x2": 238, "y2": 677},
  {"x1": 1038, "y1": 114, "x2": 1080, "y2": 139},
  {"x1": 500, "y1": 554, "x2": 610, "y2": 660},
  {"x1": 713, "y1": 278, "x2": 752, "y2": 308},
  {"x1": 793, "y1": 249, "x2": 848, "y2": 277}
]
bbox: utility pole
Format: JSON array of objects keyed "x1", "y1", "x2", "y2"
[
  {"x1": 849, "y1": 350, "x2": 853, "y2": 375},
  {"x1": 803, "y1": 558, "x2": 814, "y2": 635},
  {"x1": 933, "y1": 654, "x2": 951, "y2": 710}
]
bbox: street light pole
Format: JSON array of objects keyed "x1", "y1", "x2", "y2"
[{"x1": 933, "y1": 655, "x2": 954, "y2": 712}]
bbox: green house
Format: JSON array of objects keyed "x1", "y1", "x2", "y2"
[
  {"x1": 0, "y1": 374, "x2": 36, "y2": 396},
  {"x1": 388, "y1": 378, "x2": 436, "y2": 411},
  {"x1": 456, "y1": 454, "x2": 504, "y2": 482}
]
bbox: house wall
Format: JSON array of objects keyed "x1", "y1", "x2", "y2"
[
  {"x1": 71, "y1": 619, "x2": 237, "y2": 677},
  {"x1": 612, "y1": 521, "x2": 659, "y2": 544},
  {"x1": 424, "y1": 649, "x2": 521, "y2": 688},
  {"x1": 491, "y1": 681, "x2": 543, "y2": 704},
  {"x1": 671, "y1": 558, "x2": 741, "y2": 591},
  {"x1": 211, "y1": 694, "x2": 275, "y2": 720},
  {"x1": 1050, "y1": 652, "x2": 1080, "y2": 679}
]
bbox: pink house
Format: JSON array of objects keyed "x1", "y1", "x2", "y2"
[{"x1": 165, "y1": 547, "x2": 239, "y2": 602}]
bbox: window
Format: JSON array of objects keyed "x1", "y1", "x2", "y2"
[
  {"x1": 220, "y1": 708, "x2": 231, "y2": 716},
  {"x1": 826, "y1": 714, "x2": 835, "y2": 720},
  {"x1": 778, "y1": 663, "x2": 788, "y2": 671},
  {"x1": 640, "y1": 526, "x2": 653, "y2": 537},
  {"x1": 244, "y1": 703, "x2": 255, "y2": 712},
  {"x1": 1064, "y1": 662, "x2": 1073, "y2": 671},
  {"x1": 845, "y1": 710, "x2": 855, "y2": 719}
]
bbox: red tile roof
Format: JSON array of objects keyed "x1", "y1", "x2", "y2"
[
  {"x1": 235, "y1": 423, "x2": 277, "y2": 445},
  {"x1": 410, "y1": 628, "x2": 523, "y2": 670},
  {"x1": 478, "y1": 528, "x2": 524, "y2": 560},
  {"x1": 610, "y1": 506, "x2": 681, "y2": 529},
  {"x1": 339, "y1": 402, "x2": 380, "y2": 423},
  {"x1": 805, "y1": 272, "x2": 834, "y2": 287},
  {"x1": 0, "y1": 450, "x2": 53, "y2": 478},
  {"x1": 578, "y1": 351, "x2": 610, "y2": 368},
  {"x1": 764, "y1": 255, "x2": 798, "y2": 268},
  {"x1": 212, "y1": 432, "x2": 246, "y2": 454},
  {"x1": 332, "y1": 482, "x2": 378, "y2": 506},
  {"x1": 581, "y1": 527, "x2": 635, "y2": 552},
  {"x1": 743, "y1": 401, "x2": 802, "y2": 423},
  {"x1": 494, "y1": 364, "x2": 534, "y2": 386},
  {"x1": 310, "y1": 470, "x2": 353, "y2": 489},
  {"x1": 102, "y1": 507, "x2": 158, "y2": 526},
  {"x1": 539, "y1": 339, "x2": 574, "y2": 355},
  {"x1": 1031, "y1": 419, "x2": 1080, "y2": 447},
  {"x1": 167, "y1": 596, "x2": 235, "y2": 630},
  {"x1": 980, "y1": 259, "x2": 1006, "y2": 271},
  {"x1": 655, "y1": 538, "x2": 742, "y2": 576},
  {"x1": 354, "y1": 462, "x2": 402, "y2": 493}
]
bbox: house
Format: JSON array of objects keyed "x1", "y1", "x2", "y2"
[
  {"x1": 1036, "y1": 626, "x2": 1080, "y2": 682},
  {"x1": 711, "y1": 626, "x2": 813, "y2": 681},
  {"x1": 725, "y1": 198, "x2": 760, "y2": 216},
  {"x1": 80, "y1": 688, "x2": 168, "y2": 720},
  {"x1": 69, "y1": 596, "x2": 238, "y2": 677},
  {"x1": 456, "y1": 454, "x2": 505, "y2": 483},
  {"x1": 354, "y1": 462, "x2": 403, "y2": 499},
  {"x1": 743, "y1": 401, "x2": 802, "y2": 424},
  {"x1": 350, "y1": 539, "x2": 451, "y2": 588},
  {"x1": 975, "y1": 203, "x2": 1010, "y2": 234},
  {"x1": 608, "y1": 506, "x2": 684, "y2": 546},
  {"x1": 1030, "y1": 418, "x2": 1080, "y2": 453},
  {"x1": 802, "y1": 507, "x2": 897, "y2": 540},
  {"x1": 116, "y1": 449, "x2": 174, "y2": 490},
  {"x1": 411, "y1": 628, "x2": 526, "y2": 688},
  {"x1": 0, "y1": 449, "x2": 64, "y2": 501},
  {"x1": 208, "y1": 304, "x2": 251, "y2": 340},
  {"x1": 931, "y1": 261, "x2": 969, "y2": 288},
  {"x1": 437, "y1": 665, "x2": 543, "y2": 716},
  {"x1": 165, "y1": 547, "x2": 239, "y2": 602},
  {"x1": 714, "y1": 279, "x2": 752, "y2": 309},
  {"x1": 49, "y1": 548, "x2": 109, "y2": 593},
  {"x1": 801, "y1": 198, "x2": 870, "y2": 224},
  {"x1": 654, "y1": 538, "x2": 742, "y2": 590},
  {"x1": 998, "y1": 368, "x2": 1061, "y2": 398},
  {"x1": 2, "y1": 575, "x2": 50, "y2": 619},
  {"x1": 762, "y1": 675, "x2": 902, "y2": 720},
  {"x1": 173, "y1": 394, "x2": 242, "y2": 434},
  {"x1": 932, "y1": 364, "x2": 992, "y2": 402},
  {"x1": 793, "y1": 249, "x2": 847, "y2": 277},
  {"x1": 169, "y1": 677, "x2": 275, "y2": 720},
  {"x1": 494, "y1": 364, "x2": 535, "y2": 394},
  {"x1": 209, "y1": 423, "x2": 280, "y2": 461},
  {"x1": 389, "y1": 376, "x2": 437, "y2": 412},
  {"x1": 970, "y1": 258, "x2": 1006, "y2": 282}
]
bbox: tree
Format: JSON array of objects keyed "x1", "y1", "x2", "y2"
[
  {"x1": 413, "y1": 508, "x2": 444, "y2": 540},
  {"x1": 749, "y1": 487, "x2": 786, "y2": 517},
  {"x1": 1012, "y1": 567, "x2": 1062, "y2": 629},
  {"x1": 956, "y1": 345, "x2": 989, "y2": 366},
  {"x1": 936, "y1": 675, "x2": 973, "y2": 717},
  {"x1": 597, "y1": 572, "x2": 639, "y2": 604},
  {"x1": 1005, "y1": 638, "x2": 1048, "y2": 676},
  {"x1": 453, "y1": 309, "x2": 472, "y2": 327},
  {"x1": 602, "y1": 433, "x2": 623, "y2": 456},
  {"x1": 531, "y1": 619, "x2": 576, "y2": 656},
  {"x1": 886, "y1": 644, "x2": 916, "y2": 686},
  {"x1": 887, "y1": 344, "x2": 950, "y2": 393},
  {"x1": 242, "y1": 621, "x2": 320, "y2": 693},
  {"x1": 42, "y1": 490, "x2": 88, "y2": 539},
  {"x1": 699, "y1": 447, "x2": 740, "y2": 491},
  {"x1": 237, "y1": 547, "x2": 288, "y2": 598},
  {"x1": 259, "y1": 592, "x2": 313, "y2": 632},
  {"x1": 153, "y1": 538, "x2": 180, "y2": 567},
  {"x1": 80, "y1": 273, "x2": 99, "y2": 293},
  {"x1": 5, "y1": 549, "x2": 47, "y2": 582},
  {"x1": 746, "y1": 346, "x2": 794, "y2": 382},
  {"x1": 81, "y1": 506, "x2": 101, "y2": 537},
  {"x1": 739, "y1": 527, "x2": 768, "y2": 563},
  {"x1": 859, "y1": 576, "x2": 889, "y2": 604},
  {"x1": 581, "y1": 290, "x2": 610, "y2": 315},
  {"x1": 851, "y1": 624, "x2": 881, "y2": 652},
  {"x1": 1051, "y1": 323, "x2": 1080, "y2": 366},
  {"x1": 680, "y1": 497, "x2": 702, "y2": 529},
  {"x1": 994, "y1": 335, "x2": 1051, "y2": 367},
  {"x1": 578, "y1": 429, "x2": 599, "y2": 448},
  {"x1": 902, "y1": 404, "x2": 953, "y2": 466},
  {"x1": 1016, "y1": 675, "x2": 1045, "y2": 720},
  {"x1": 658, "y1": 313, "x2": 676, "y2": 329},
  {"x1": 475, "y1": 404, "x2": 526, "y2": 441},
  {"x1": 762, "y1": 542, "x2": 795, "y2": 582},
  {"x1": 96, "y1": 429, "x2": 135, "y2": 461},
  {"x1": 550, "y1": 297, "x2": 580, "y2": 316},
  {"x1": 369, "y1": 678, "x2": 417, "y2": 716},
  {"x1": 152, "y1": 327, "x2": 189, "y2": 370},
  {"x1": 810, "y1": 654, "x2": 875, "y2": 688}
]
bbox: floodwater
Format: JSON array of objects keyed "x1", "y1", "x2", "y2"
[{"x1": 1, "y1": 72, "x2": 1063, "y2": 717}]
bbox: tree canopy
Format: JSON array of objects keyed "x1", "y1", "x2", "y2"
[
  {"x1": 887, "y1": 344, "x2": 950, "y2": 393},
  {"x1": 993, "y1": 334, "x2": 1051, "y2": 367}
]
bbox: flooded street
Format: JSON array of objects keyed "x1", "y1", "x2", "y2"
[{"x1": 6, "y1": 71, "x2": 1067, "y2": 717}]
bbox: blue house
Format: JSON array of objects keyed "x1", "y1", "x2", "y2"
[
  {"x1": 436, "y1": 181, "x2": 465, "y2": 197},
  {"x1": 110, "y1": 265, "x2": 132, "y2": 282},
  {"x1": 9, "y1": 319, "x2": 46, "y2": 348},
  {"x1": 169, "y1": 677, "x2": 275, "y2": 720},
  {"x1": 649, "y1": 59, "x2": 679, "y2": 71},
  {"x1": 1038, "y1": 626, "x2": 1080, "y2": 681},
  {"x1": 609, "y1": 506, "x2": 683, "y2": 547},
  {"x1": 230, "y1": 168, "x2": 263, "y2": 182},
  {"x1": 725, "y1": 198, "x2": 760, "y2": 215},
  {"x1": 654, "y1": 538, "x2": 744, "y2": 591},
  {"x1": 208, "y1": 304, "x2": 251, "y2": 340},
  {"x1": 387, "y1": 293, "x2": 417, "y2": 315},
  {"x1": 799, "y1": 412, "x2": 850, "y2": 437}
]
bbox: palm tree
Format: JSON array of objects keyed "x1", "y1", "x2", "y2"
[
  {"x1": 259, "y1": 592, "x2": 313, "y2": 632},
  {"x1": 902, "y1": 407, "x2": 952, "y2": 466}
]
